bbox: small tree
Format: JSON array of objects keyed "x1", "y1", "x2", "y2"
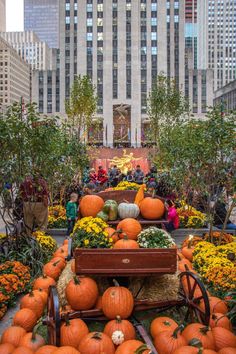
[
  {"x1": 65, "y1": 75, "x2": 97, "y2": 140},
  {"x1": 155, "y1": 105, "x2": 236, "y2": 239},
  {"x1": 147, "y1": 73, "x2": 189, "y2": 151}
]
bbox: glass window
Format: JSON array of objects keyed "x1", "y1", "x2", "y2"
[
  {"x1": 126, "y1": 3, "x2": 131, "y2": 10},
  {"x1": 151, "y1": 32, "x2": 157, "y2": 40},
  {"x1": 98, "y1": 33, "x2": 103, "y2": 40},
  {"x1": 152, "y1": 47, "x2": 157, "y2": 55},
  {"x1": 66, "y1": 16, "x2": 70, "y2": 24},
  {"x1": 174, "y1": 2, "x2": 179, "y2": 8},
  {"x1": 74, "y1": 3, "x2": 78, "y2": 10},
  {"x1": 74, "y1": 17, "x2": 78, "y2": 24},
  {"x1": 174, "y1": 15, "x2": 179, "y2": 22},
  {"x1": 97, "y1": 18, "x2": 103, "y2": 26},
  {"x1": 151, "y1": 18, "x2": 157, "y2": 26},
  {"x1": 87, "y1": 18, "x2": 93, "y2": 26},
  {"x1": 97, "y1": 4, "x2": 103, "y2": 11},
  {"x1": 141, "y1": 3, "x2": 146, "y2": 11},
  {"x1": 66, "y1": 3, "x2": 70, "y2": 10},
  {"x1": 87, "y1": 33, "x2": 93, "y2": 40},
  {"x1": 87, "y1": 4, "x2": 92, "y2": 12},
  {"x1": 151, "y1": 3, "x2": 157, "y2": 11}
]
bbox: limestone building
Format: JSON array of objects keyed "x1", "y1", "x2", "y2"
[
  {"x1": 0, "y1": 37, "x2": 30, "y2": 109},
  {"x1": 0, "y1": 31, "x2": 51, "y2": 71},
  {"x1": 0, "y1": 0, "x2": 6, "y2": 32}
]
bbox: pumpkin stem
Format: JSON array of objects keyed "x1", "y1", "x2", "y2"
[
  {"x1": 73, "y1": 276, "x2": 81, "y2": 285},
  {"x1": 123, "y1": 199, "x2": 129, "y2": 204},
  {"x1": 64, "y1": 313, "x2": 70, "y2": 326},
  {"x1": 29, "y1": 291, "x2": 35, "y2": 297},
  {"x1": 116, "y1": 315, "x2": 122, "y2": 323},
  {"x1": 199, "y1": 326, "x2": 210, "y2": 335},
  {"x1": 91, "y1": 332, "x2": 102, "y2": 340},
  {"x1": 42, "y1": 274, "x2": 48, "y2": 279},
  {"x1": 113, "y1": 279, "x2": 120, "y2": 287},
  {"x1": 189, "y1": 338, "x2": 202, "y2": 348},
  {"x1": 152, "y1": 189, "x2": 155, "y2": 198},
  {"x1": 123, "y1": 234, "x2": 129, "y2": 241},
  {"x1": 52, "y1": 260, "x2": 60, "y2": 267},
  {"x1": 172, "y1": 324, "x2": 184, "y2": 339},
  {"x1": 135, "y1": 344, "x2": 151, "y2": 354}
]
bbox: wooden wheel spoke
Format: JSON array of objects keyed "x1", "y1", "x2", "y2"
[
  {"x1": 189, "y1": 280, "x2": 198, "y2": 298},
  {"x1": 193, "y1": 295, "x2": 204, "y2": 302}
]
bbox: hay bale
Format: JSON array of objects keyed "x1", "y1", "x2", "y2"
[{"x1": 128, "y1": 274, "x2": 179, "y2": 301}]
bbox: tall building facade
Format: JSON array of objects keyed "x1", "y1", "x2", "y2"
[
  {"x1": 58, "y1": 0, "x2": 186, "y2": 147},
  {"x1": 24, "y1": 0, "x2": 59, "y2": 48},
  {"x1": 198, "y1": 0, "x2": 236, "y2": 91},
  {"x1": 0, "y1": 37, "x2": 30, "y2": 109},
  {"x1": 1, "y1": 31, "x2": 51, "y2": 70},
  {"x1": 0, "y1": 0, "x2": 6, "y2": 32},
  {"x1": 185, "y1": 0, "x2": 213, "y2": 115}
]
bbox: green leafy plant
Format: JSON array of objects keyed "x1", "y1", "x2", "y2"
[{"x1": 137, "y1": 227, "x2": 175, "y2": 248}]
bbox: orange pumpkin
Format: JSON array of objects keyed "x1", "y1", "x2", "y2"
[
  {"x1": 212, "y1": 327, "x2": 236, "y2": 351},
  {"x1": 102, "y1": 280, "x2": 134, "y2": 319},
  {"x1": 182, "y1": 324, "x2": 215, "y2": 350},
  {"x1": 12, "y1": 347, "x2": 34, "y2": 354},
  {"x1": 104, "y1": 316, "x2": 136, "y2": 344},
  {"x1": 134, "y1": 185, "x2": 146, "y2": 207},
  {"x1": 105, "y1": 227, "x2": 118, "y2": 243},
  {"x1": 218, "y1": 348, "x2": 236, "y2": 354},
  {"x1": 65, "y1": 276, "x2": 98, "y2": 310},
  {"x1": 115, "y1": 340, "x2": 150, "y2": 353},
  {"x1": 80, "y1": 195, "x2": 104, "y2": 217},
  {"x1": 52, "y1": 347, "x2": 80, "y2": 354},
  {"x1": 53, "y1": 247, "x2": 68, "y2": 259},
  {"x1": 117, "y1": 219, "x2": 142, "y2": 240},
  {"x1": 200, "y1": 296, "x2": 228, "y2": 314},
  {"x1": 182, "y1": 236, "x2": 203, "y2": 248},
  {"x1": 139, "y1": 198, "x2": 165, "y2": 220},
  {"x1": 12, "y1": 308, "x2": 38, "y2": 332},
  {"x1": 33, "y1": 289, "x2": 48, "y2": 306},
  {"x1": 150, "y1": 316, "x2": 178, "y2": 338},
  {"x1": 71, "y1": 259, "x2": 75, "y2": 273},
  {"x1": 210, "y1": 313, "x2": 232, "y2": 331},
  {"x1": 60, "y1": 318, "x2": 89, "y2": 348},
  {"x1": 20, "y1": 292, "x2": 44, "y2": 318},
  {"x1": 181, "y1": 246, "x2": 194, "y2": 261},
  {"x1": 63, "y1": 239, "x2": 69, "y2": 245},
  {"x1": 35, "y1": 345, "x2": 57, "y2": 354},
  {"x1": 94, "y1": 296, "x2": 102, "y2": 310},
  {"x1": 154, "y1": 326, "x2": 187, "y2": 354},
  {"x1": 114, "y1": 236, "x2": 139, "y2": 249},
  {"x1": 178, "y1": 259, "x2": 193, "y2": 272},
  {"x1": 33, "y1": 274, "x2": 56, "y2": 293},
  {"x1": 172, "y1": 346, "x2": 198, "y2": 354},
  {"x1": 1, "y1": 326, "x2": 26, "y2": 347},
  {"x1": 78, "y1": 332, "x2": 115, "y2": 354},
  {"x1": 0, "y1": 343, "x2": 15, "y2": 353},
  {"x1": 19, "y1": 332, "x2": 45, "y2": 351},
  {"x1": 43, "y1": 261, "x2": 62, "y2": 280},
  {"x1": 50, "y1": 257, "x2": 66, "y2": 270}
]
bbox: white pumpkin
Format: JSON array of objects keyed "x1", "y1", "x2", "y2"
[
  {"x1": 118, "y1": 203, "x2": 140, "y2": 219},
  {"x1": 111, "y1": 330, "x2": 125, "y2": 345}
]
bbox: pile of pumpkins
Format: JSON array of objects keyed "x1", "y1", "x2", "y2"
[{"x1": 79, "y1": 186, "x2": 165, "y2": 222}]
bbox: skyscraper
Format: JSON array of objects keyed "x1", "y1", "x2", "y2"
[
  {"x1": 0, "y1": 0, "x2": 6, "y2": 32},
  {"x1": 198, "y1": 0, "x2": 236, "y2": 91},
  {"x1": 58, "y1": 0, "x2": 186, "y2": 147},
  {"x1": 24, "y1": 0, "x2": 59, "y2": 48}
]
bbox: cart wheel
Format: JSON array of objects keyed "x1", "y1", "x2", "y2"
[
  {"x1": 47, "y1": 286, "x2": 61, "y2": 346},
  {"x1": 179, "y1": 271, "x2": 210, "y2": 326}
]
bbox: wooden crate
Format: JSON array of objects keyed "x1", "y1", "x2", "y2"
[{"x1": 74, "y1": 248, "x2": 177, "y2": 277}]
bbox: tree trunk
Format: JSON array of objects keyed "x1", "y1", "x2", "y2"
[{"x1": 219, "y1": 199, "x2": 235, "y2": 244}]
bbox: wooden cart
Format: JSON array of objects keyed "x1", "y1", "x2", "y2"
[
  {"x1": 45, "y1": 247, "x2": 210, "y2": 352},
  {"x1": 44, "y1": 190, "x2": 210, "y2": 351}
]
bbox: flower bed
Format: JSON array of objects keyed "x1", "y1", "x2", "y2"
[
  {"x1": 48, "y1": 205, "x2": 67, "y2": 228},
  {"x1": 177, "y1": 201, "x2": 206, "y2": 228},
  {"x1": 113, "y1": 181, "x2": 143, "y2": 191},
  {"x1": 193, "y1": 241, "x2": 236, "y2": 297},
  {"x1": 0, "y1": 261, "x2": 31, "y2": 320}
]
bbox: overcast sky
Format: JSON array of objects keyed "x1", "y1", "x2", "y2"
[{"x1": 6, "y1": 0, "x2": 24, "y2": 31}]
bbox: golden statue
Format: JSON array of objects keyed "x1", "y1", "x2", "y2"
[{"x1": 109, "y1": 149, "x2": 142, "y2": 174}]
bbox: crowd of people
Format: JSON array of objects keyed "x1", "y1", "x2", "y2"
[{"x1": 87, "y1": 164, "x2": 157, "y2": 190}]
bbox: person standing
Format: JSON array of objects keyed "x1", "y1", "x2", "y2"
[
  {"x1": 66, "y1": 193, "x2": 78, "y2": 236},
  {"x1": 20, "y1": 173, "x2": 49, "y2": 235},
  {"x1": 134, "y1": 165, "x2": 144, "y2": 184},
  {"x1": 165, "y1": 200, "x2": 179, "y2": 233}
]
